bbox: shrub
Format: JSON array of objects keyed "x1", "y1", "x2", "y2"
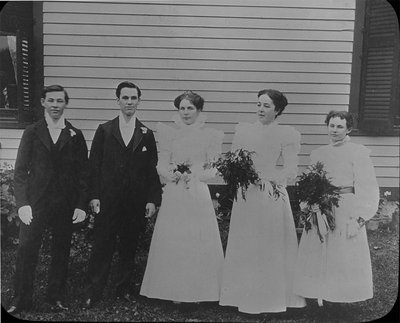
[
  {"x1": 370, "y1": 190, "x2": 399, "y2": 232},
  {"x1": 0, "y1": 162, "x2": 20, "y2": 247}
]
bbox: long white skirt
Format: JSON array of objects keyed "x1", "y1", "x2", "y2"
[
  {"x1": 219, "y1": 185, "x2": 306, "y2": 313},
  {"x1": 140, "y1": 180, "x2": 224, "y2": 302},
  {"x1": 293, "y1": 194, "x2": 373, "y2": 303}
]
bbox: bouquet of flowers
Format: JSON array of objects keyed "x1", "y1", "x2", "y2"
[
  {"x1": 213, "y1": 149, "x2": 283, "y2": 201},
  {"x1": 212, "y1": 149, "x2": 258, "y2": 200},
  {"x1": 296, "y1": 161, "x2": 341, "y2": 242},
  {"x1": 172, "y1": 161, "x2": 192, "y2": 188},
  {"x1": 173, "y1": 162, "x2": 192, "y2": 175}
]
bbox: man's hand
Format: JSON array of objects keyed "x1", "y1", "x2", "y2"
[
  {"x1": 72, "y1": 208, "x2": 86, "y2": 224},
  {"x1": 145, "y1": 203, "x2": 156, "y2": 219},
  {"x1": 18, "y1": 205, "x2": 32, "y2": 225},
  {"x1": 89, "y1": 199, "x2": 100, "y2": 214}
]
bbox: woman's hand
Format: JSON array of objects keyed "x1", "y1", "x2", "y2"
[
  {"x1": 311, "y1": 204, "x2": 321, "y2": 213},
  {"x1": 181, "y1": 172, "x2": 192, "y2": 188},
  {"x1": 299, "y1": 201, "x2": 309, "y2": 211},
  {"x1": 346, "y1": 219, "x2": 361, "y2": 239},
  {"x1": 171, "y1": 171, "x2": 182, "y2": 183}
]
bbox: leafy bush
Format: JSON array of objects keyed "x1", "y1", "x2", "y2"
[
  {"x1": 0, "y1": 162, "x2": 20, "y2": 247},
  {"x1": 371, "y1": 190, "x2": 399, "y2": 232}
]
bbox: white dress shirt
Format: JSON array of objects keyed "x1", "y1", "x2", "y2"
[
  {"x1": 45, "y1": 112, "x2": 66, "y2": 144},
  {"x1": 119, "y1": 112, "x2": 136, "y2": 146}
]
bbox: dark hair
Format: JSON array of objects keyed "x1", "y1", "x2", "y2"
[
  {"x1": 42, "y1": 85, "x2": 69, "y2": 104},
  {"x1": 325, "y1": 110, "x2": 354, "y2": 129},
  {"x1": 257, "y1": 89, "x2": 288, "y2": 117},
  {"x1": 174, "y1": 90, "x2": 204, "y2": 111},
  {"x1": 116, "y1": 81, "x2": 142, "y2": 99}
]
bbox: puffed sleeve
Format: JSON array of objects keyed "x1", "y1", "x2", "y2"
[
  {"x1": 206, "y1": 128, "x2": 224, "y2": 163},
  {"x1": 281, "y1": 126, "x2": 301, "y2": 181},
  {"x1": 270, "y1": 126, "x2": 301, "y2": 185},
  {"x1": 351, "y1": 145, "x2": 379, "y2": 221},
  {"x1": 310, "y1": 147, "x2": 322, "y2": 165},
  {"x1": 231, "y1": 122, "x2": 248, "y2": 151},
  {"x1": 155, "y1": 122, "x2": 176, "y2": 182},
  {"x1": 192, "y1": 128, "x2": 224, "y2": 182}
]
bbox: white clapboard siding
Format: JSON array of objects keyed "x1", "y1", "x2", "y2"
[
  {"x1": 44, "y1": 46, "x2": 354, "y2": 63},
  {"x1": 1, "y1": 0, "x2": 398, "y2": 188}
]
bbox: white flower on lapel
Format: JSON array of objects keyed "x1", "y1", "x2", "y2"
[
  {"x1": 141, "y1": 127, "x2": 148, "y2": 134},
  {"x1": 142, "y1": 146, "x2": 147, "y2": 152},
  {"x1": 69, "y1": 129, "x2": 76, "y2": 137}
]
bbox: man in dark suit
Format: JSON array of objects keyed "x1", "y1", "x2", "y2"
[
  {"x1": 83, "y1": 81, "x2": 162, "y2": 308},
  {"x1": 8, "y1": 85, "x2": 89, "y2": 314}
]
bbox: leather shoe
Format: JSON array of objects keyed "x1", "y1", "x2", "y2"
[
  {"x1": 7, "y1": 305, "x2": 27, "y2": 315},
  {"x1": 51, "y1": 300, "x2": 69, "y2": 311},
  {"x1": 118, "y1": 293, "x2": 136, "y2": 303},
  {"x1": 82, "y1": 298, "x2": 94, "y2": 309}
]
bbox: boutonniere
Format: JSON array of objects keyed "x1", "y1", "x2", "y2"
[
  {"x1": 141, "y1": 127, "x2": 148, "y2": 134},
  {"x1": 69, "y1": 129, "x2": 76, "y2": 137}
]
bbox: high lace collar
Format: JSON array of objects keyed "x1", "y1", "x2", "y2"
[
  {"x1": 330, "y1": 135, "x2": 351, "y2": 146},
  {"x1": 254, "y1": 119, "x2": 279, "y2": 129},
  {"x1": 172, "y1": 113, "x2": 207, "y2": 130}
]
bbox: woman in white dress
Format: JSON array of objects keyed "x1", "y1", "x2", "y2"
[
  {"x1": 293, "y1": 111, "x2": 379, "y2": 304},
  {"x1": 140, "y1": 91, "x2": 224, "y2": 303},
  {"x1": 219, "y1": 89, "x2": 306, "y2": 314}
]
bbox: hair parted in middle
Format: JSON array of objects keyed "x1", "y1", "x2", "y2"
[
  {"x1": 115, "y1": 81, "x2": 142, "y2": 99},
  {"x1": 257, "y1": 89, "x2": 288, "y2": 117},
  {"x1": 42, "y1": 84, "x2": 69, "y2": 104},
  {"x1": 174, "y1": 90, "x2": 204, "y2": 111},
  {"x1": 325, "y1": 110, "x2": 354, "y2": 129}
]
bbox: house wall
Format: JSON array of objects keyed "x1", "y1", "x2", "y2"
[{"x1": 1, "y1": 0, "x2": 399, "y2": 188}]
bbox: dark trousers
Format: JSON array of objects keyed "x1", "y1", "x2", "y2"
[
  {"x1": 84, "y1": 197, "x2": 144, "y2": 301},
  {"x1": 12, "y1": 193, "x2": 73, "y2": 308}
]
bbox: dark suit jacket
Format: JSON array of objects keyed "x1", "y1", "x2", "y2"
[
  {"x1": 89, "y1": 117, "x2": 162, "y2": 216},
  {"x1": 14, "y1": 119, "x2": 89, "y2": 211}
]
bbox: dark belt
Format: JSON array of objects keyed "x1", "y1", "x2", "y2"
[{"x1": 338, "y1": 186, "x2": 354, "y2": 194}]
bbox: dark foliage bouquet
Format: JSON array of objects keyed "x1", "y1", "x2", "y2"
[
  {"x1": 296, "y1": 161, "x2": 341, "y2": 242},
  {"x1": 212, "y1": 149, "x2": 260, "y2": 201},
  {"x1": 173, "y1": 162, "x2": 192, "y2": 174},
  {"x1": 171, "y1": 161, "x2": 192, "y2": 188}
]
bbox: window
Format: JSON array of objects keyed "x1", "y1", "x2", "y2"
[
  {"x1": 349, "y1": 0, "x2": 399, "y2": 136},
  {"x1": 0, "y1": 1, "x2": 41, "y2": 128}
]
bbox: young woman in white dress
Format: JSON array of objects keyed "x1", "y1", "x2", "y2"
[
  {"x1": 140, "y1": 91, "x2": 224, "y2": 303},
  {"x1": 293, "y1": 111, "x2": 379, "y2": 304},
  {"x1": 219, "y1": 89, "x2": 306, "y2": 314}
]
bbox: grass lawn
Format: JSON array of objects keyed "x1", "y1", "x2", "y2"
[{"x1": 1, "y1": 226, "x2": 398, "y2": 322}]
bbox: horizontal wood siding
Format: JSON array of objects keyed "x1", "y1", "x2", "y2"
[{"x1": 1, "y1": 0, "x2": 398, "y2": 188}]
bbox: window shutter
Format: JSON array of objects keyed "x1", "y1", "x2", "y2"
[
  {"x1": 357, "y1": 0, "x2": 400, "y2": 134},
  {"x1": 16, "y1": 29, "x2": 33, "y2": 123}
]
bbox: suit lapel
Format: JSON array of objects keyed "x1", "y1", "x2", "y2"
[
  {"x1": 132, "y1": 119, "x2": 144, "y2": 152},
  {"x1": 58, "y1": 122, "x2": 74, "y2": 151},
  {"x1": 35, "y1": 119, "x2": 52, "y2": 151},
  {"x1": 112, "y1": 117, "x2": 126, "y2": 148}
]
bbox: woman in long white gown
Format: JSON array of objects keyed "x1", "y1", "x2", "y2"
[
  {"x1": 219, "y1": 89, "x2": 306, "y2": 314},
  {"x1": 293, "y1": 111, "x2": 379, "y2": 304},
  {"x1": 140, "y1": 91, "x2": 224, "y2": 303}
]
